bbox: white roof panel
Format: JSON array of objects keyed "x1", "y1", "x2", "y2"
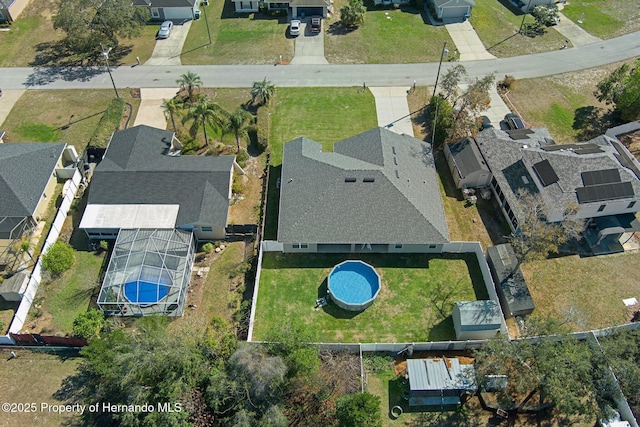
[{"x1": 79, "y1": 204, "x2": 179, "y2": 229}]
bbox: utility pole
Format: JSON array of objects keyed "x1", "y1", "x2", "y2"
[{"x1": 100, "y1": 43, "x2": 119, "y2": 99}]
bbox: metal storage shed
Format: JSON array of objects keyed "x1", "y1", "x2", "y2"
[
  {"x1": 406, "y1": 357, "x2": 477, "y2": 409},
  {"x1": 452, "y1": 300, "x2": 502, "y2": 340},
  {"x1": 486, "y1": 244, "x2": 535, "y2": 318}
]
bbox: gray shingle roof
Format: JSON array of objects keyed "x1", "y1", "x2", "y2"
[
  {"x1": 133, "y1": 0, "x2": 195, "y2": 7},
  {"x1": 475, "y1": 128, "x2": 640, "y2": 224},
  {"x1": 277, "y1": 127, "x2": 449, "y2": 245},
  {"x1": 486, "y1": 244, "x2": 534, "y2": 316},
  {"x1": 447, "y1": 137, "x2": 489, "y2": 179},
  {"x1": 0, "y1": 142, "x2": 65, "y2": 217},
  {"x1": 87, "y1": 125, "x2": 234, "y2": 228}
]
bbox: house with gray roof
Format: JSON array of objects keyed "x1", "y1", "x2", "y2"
[
  {"x1": 0, "y1": 142, "x2": 69, "y2": 268},
  {"x1": 0, "y1": 0, "x2": 29, "y2": 23},
  {"x1": 406, "y1": 357, "x2": 477, "y2": 408},
  {"x1": 472, "y1": 127, "x2": 640, "y2": 254},
  {"x1": 444, "y1": 137, "x2": 491, "y2": 189},
  {"x1": 486, "y1": 244, "x2": 534, "y2": 318},
  {"x1": 133, "y1": 0, "x2": 200, "y2": 21},
  {"x1": 232, "y1": 0, "x2": 331, "y2": 18},
  {"x1": 277, "y1": 127, "x2": 449, "y2": 253},
  {"x1": 427, "y1": 0, "x2": 475, "y2": 23},
  {"x1": 79, "y1": 125, "x2": 243, "y2": 241},
  {"x1": 452, "y1": 300, "x2": 502, "y2": 340}
]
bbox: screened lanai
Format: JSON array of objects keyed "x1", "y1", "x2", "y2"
[{"x1": 97, "y1": 228, "x2": 195, "y2": 317}]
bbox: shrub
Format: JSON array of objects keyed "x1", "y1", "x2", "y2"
[
  {"x1": 335, "y1": 392, "x2": 381, "y2": 427},
  {"x1": 202, "y1": 242, "x2": 214, "y2": 253},
  {"x1": 236, "y1": 148, "x2": 249, "y2": 168},
  {"x1": 99, "y1": 240, "x2": 109, "y2": 251},
  {"x1": 340, "y1": 0, "x2": 366, "y2": 28},
  {"x1": 499, "y1": 75, "x2": 516, "y2": 90},
  {"x1": 72, "y1": 309, "x2": 105, "y2": 339},
  {"x1": 42, "y1": 242, "x2": 75, "y2": 275},
  {"x1": 232, "y1": 176, "x2": 245, "y2": 195},
  {"x1": 88, "y1": 98, "x2": 126, "y2": 148},
  {"x1": 256, "y1": 107, "x2": 270, "y2": 153}
]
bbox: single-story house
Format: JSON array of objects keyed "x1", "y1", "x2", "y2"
[
  {"x1": 486, "y1": 244, "x2": 534, "y2": 318},
  {"x1": 133, "y1": 0, "x2": 200, "y2": 21},
  {"x1": 0, "y1": 143, "x2": 77, "y2": 268},
  {"x1": 0, "y1": 0, "x2": 30, "y2": 24},
  {"x1": 277, "y1": 127, "x2": 450, "y2": 253},
  {"x1": 452, "y1": 300, "x2": 502, "y2": 340},
  {"x1": 406, "y1": 357, "x2": 477, "y2": 408},
  {"x1": 232, "y1": 0, "x2": 331, "y2": 18},
  {"x1": 427, "y1": 0, "x2": 475, "y2": 22},
  {"x1": 513, "y1": 0, "x2": 554, "y2": 13},
  {"x1": 472, "y1": 127, "x2": 640, "y2": 253},
  {"x1": 444, "y1": 137, "x2": 491, "y2": 189},
  {"x1": 79, "y1": 125, "x2": 243, "y2": 242}
]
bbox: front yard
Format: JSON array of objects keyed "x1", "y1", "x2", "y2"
[
  {"x1": 252, "y1": 252, "x2": 488, "y2": 343},
  {"x1": 521, "y1": 251, "x2": 640, "y2": 331},
  {"x1": 562, "y1": 0, "x2": 640, "y2": 39}
]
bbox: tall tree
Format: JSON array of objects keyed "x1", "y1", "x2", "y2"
[
  {"x1": 340, "y1": 0, "x2": 366, "y2": 28},
  {"x1": 251, "y1": 78, "x2": 275, "y2": 106},
  {"x1": 162, "y1": 98, "x2": 182, "y2": 131},
  {"x1": 225, "y1": 108, "x2": 254, "y2": 153},
  {"x1": 177, "y1": 71, "x2": 203, "y2": 103},
  {"x1": 182, "y1": 96, "x2": 227, "y2": 147},
  {"x1": 53, "y1": 0, "x2": 149, "y2": 55},
  {"x1": 595, "y1": 60, "x2": 640, "y2": 121}
]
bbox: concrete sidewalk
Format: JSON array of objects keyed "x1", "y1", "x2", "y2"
[
  {"x1": 445, "y1": 20, "x2": 496, "y2": 61},
  {"x1": 145, "y1": 21, "x2": 192, "y2": 66},
  {"x1": 368, "y1": 87, "x2": 414, "y2": 137},
  {"x1": 133, "y1": 88, "x2": 179, "y2": 129},
  {"x1": 0, "y1": 89, "x2": 25, "y2": 129},
  {"x1": 554, "y1": 11, "x2": 602, "y2": 47},
  {"x1": 290, "y1": 22, "x2": 328, "y2": 65}
]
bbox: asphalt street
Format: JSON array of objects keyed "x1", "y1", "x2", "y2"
[{"x1": 0, "y1": 31, "x2": 639, "y2": 90}]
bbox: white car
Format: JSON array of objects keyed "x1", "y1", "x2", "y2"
[
  {"x1": 289, "y1": 19, "x2": 301, "y2": 36},
  {"x1": 157, "y1": 21, "x2": 173, "y2": 39}
]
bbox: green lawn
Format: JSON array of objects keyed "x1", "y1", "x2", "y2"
[
  {"x1": 470, "y1": 0, "x2": 568, "y2": 57},
  {"x1": 181, "y1": 2, "x2": 293, "y2": 64},
  {"x1": 252, "y1": 253, "x2": 488, "y2": 343},
  {"x1": 324, "y1": 2, "x2": 453, "y2": 64},
  {"x1": 562, "y1": 0, "x2": 640, "y2": 39},
  {"x1": 521, "y1": 251, "x2": 640, "y2": 332}
]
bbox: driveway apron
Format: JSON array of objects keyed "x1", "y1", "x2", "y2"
[
  {"x1": 290, "y1": 22, "x2": 328, "y2": 65},
  {"x1": 0, "y1": 89, "x2": 25, "y2": 129},
  {"x1": 133, "y1": 88, "x2": 179, "y2": 129},
  {"x1": 145, "y1": 21, "x2": 192, "y2": 66},
  {"x1": 554, "y1": 9, "x2": 602, "y2": 47},
  {"x1": 369, "y1": 87, "x2": 414, "y2": 137},
  {"x1": 445, "y1": 20, "x2": 496, "y2": 61}
]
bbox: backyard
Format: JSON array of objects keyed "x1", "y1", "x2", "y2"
[
  {"x1": 252, "y1": 252, "x2": 488, "y2": 343},
  {"x1": 470, "y1": 0, "x2": 568, "y2": 57},
  {"x1": 324, "y1": 0, "x2": 453, "y2": 64},
  {"x1": 562, "y1": 0, "x2": 640, "y2": 39},
  {"x1": 181, "y1": 1, "x2": 293, "y2": 64},
  {"x1": 521, "y1": 251, "x2": 640, "y2": 332}
]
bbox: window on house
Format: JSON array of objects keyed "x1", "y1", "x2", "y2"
[
  {"x1": 293, "y1": 244, "x2": 300, "y2": 249},
  {"x1": 394, "y1": 244, "x2": 403, "y2": 249},
  {"x1": 151, "y1": 8, "x2": 160, "y2": 18},
  {"x1": 597, "y1": 204, "x2": 606, "y2": 212},
  {"x1": 628, "y1": 201, "x2": 636, "y2": 209},
  {"x1": 428, "y1": 244, "x2": 437, "y2": 249},
  {"x1": 201, "y1": 226, "x2": 213, "y2": 232},
  {"x1": 300, "y1": 244, "x2": 308, "y2": 249}
]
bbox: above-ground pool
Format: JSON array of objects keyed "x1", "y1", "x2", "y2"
[
  {"x1": 124, "y1": 281, "x2": 171, "y2": 306},
  {"x1": 328, "y1": 260, "x2": 381, "y2": 311}
]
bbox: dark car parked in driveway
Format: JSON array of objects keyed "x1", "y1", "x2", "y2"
[
  {"x1": 310, "y1": 16, "x2": 321, "y2": 33},
  {"x1": 504, "y1": 113, "x2": 525, "y2": 130}
]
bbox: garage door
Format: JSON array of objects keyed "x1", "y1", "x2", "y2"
[
  {"x1": 297, "y1": 7, "x2": 323, "y2": 17},
  {"x1": 163, "y1": 7, "x2": 194, "y2": 20},
  {"x1": 441, "y1": 5, "x2": 469, "y2": 19}
]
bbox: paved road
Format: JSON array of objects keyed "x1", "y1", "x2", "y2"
[{"x1": 1, "y1": 32, "x2": 639, "y2": 90}]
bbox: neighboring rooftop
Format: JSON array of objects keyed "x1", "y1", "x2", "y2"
[
  {"x1": 407, "y1": 357, "x2": 477, "y2": 407},
  {"x1": 486, "y1": 244, "x2": 535, "y2": 317},
  {"x1": 447, "y1": 137, "x2": 490, "y2": 179},
  {"x1": 277, "y1": 127, "x2": 449, "y2": 244}
]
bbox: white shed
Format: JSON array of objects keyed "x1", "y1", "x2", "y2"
[{"x1": 453, "y1": 300, "x2": 502, "y2": 340}]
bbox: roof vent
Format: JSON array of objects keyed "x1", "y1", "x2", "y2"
[
  {"x1": 345, "y1": 177, "x2": 356, "y2": 183},
  {"x1": 363, "y1": 177, "x2": 375, "y2": 183},
  {"x1": 392, "y1": 146, "x2": 396, "y2": 155},
  {"x1": 521, "y1": 176, "x2": 529, "y2": 185},
  {"x1": 395, "y1": 170, "x2": 400, "y2": 179}
]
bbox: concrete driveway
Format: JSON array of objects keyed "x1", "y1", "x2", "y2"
[
  {"x1": 554, "y1": 11, "x2": 602, "y2": 47},
  {"x1": 0, "y1": 89, "x2": 25, "y2": 129},
  {"x1": 369, "y1": 87, "x2": 414, "y2": 137},
  {"x1": 446, "y1": 20, "x2": 496, "y2": 61},
  {"x1": 133, "y1": 88, "x2": 179, "y2": 129},
  {"x1": 145, "y1": 21, "x2": 192, "y2": 66},
  {"x1": 290, "y1": 22, "x2": 328, "y2": 65}
]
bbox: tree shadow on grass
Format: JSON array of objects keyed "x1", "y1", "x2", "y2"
[
  {"x1": 572, "y1": 105, "x2": 619, "y2": 141},
  {"x1": 326, "y1": 21, "x2": 359, "y2": 36}
]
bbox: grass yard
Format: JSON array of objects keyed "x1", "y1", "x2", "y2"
[
  {"x1": 264, "y1": 87, "x2": 377, "y2": 239},
  {"x1": 252, "y1": 252, "x2": 488, "y2": 343},
  {"x1": 470, "y1": 0, "x2": 568, "y2": 57},
  {"x1": 521, "y1": 251, "x2": 640, "y2": 331},
  {"x1": 324, "y1": 1, "x2": 453, "y2": 64},
  {"x1": 181, "y1": 1, "x2": 293, "y2": 64},
  {"x1": 0, "y1": 350, "x2": 81, "y2": 427},
  {"x1": 562, "y1": 0, "x2": 640, "y2": 39},
  {"x1": 1, "y1": 90, "x2": 138, "y2": 154}
]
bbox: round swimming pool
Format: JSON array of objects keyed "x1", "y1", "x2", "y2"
[
  {"x1": 124, "y1": 280, "x2": 171, "y2": 306},
  {"x1": 328, "y1": 260, "x2": 381, "y2": 311}
]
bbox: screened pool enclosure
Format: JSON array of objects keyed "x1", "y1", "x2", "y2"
[{"x1": 97, "y1": 229, "x2": 195, "y2": 316}]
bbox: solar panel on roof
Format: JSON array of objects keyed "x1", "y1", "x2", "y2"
[
  {"x1": 532, "y1": 159, "x2": 559, "y2": 187},
  {"x1": 574, "y1": 146, "x2": 604, "y2": 155},
  {"x1": 506, "y1": 129, "x2": 534, "y2": 140},
  {"x1": 576, "y1": 181, "x2": 634, "y2": 204},
  {"x1": 581, "y1": 169, "x2": 621, "y2": 186},
  {"x1": 541, "y1": 143, "x2": 602, "y2": 153}
]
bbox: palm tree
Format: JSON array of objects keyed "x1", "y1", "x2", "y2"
[
  {"x1": 182, "y1": 96, "x2": 227, "y2": 147},
  {"x1": 251, "y1": 77, "x2": 275, "y2": 105},
  {"x1": 162, "y1": 98, "x2": 182, "y2": 131},
  {"x1": 225, "y1": 108, "x2": 254, "y2": 153},
  {"x1": 176, "y1": 71, "x2": 203, "y2": 103}
]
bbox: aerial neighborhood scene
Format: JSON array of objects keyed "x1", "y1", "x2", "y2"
[{"x1": 2, "y1": 0, "x2": 640, "y2": 425}]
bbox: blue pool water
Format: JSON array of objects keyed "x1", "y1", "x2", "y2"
[
  {"x1": 328, "y1": 261, "x2": 380, "y2": 305},
  {"x1": 124, "y1": 281, "x2": 170, "y2": 305}
]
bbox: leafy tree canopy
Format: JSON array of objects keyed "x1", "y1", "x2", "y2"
[
  {"x1": 42, "y1": 241, "x2": 75, "y2": 275},
  {"x1": 595, "y1": 60, "x2": 640, "y2": 122},
  {"x1": 340, "y1": 0, "x2": 366, "y2": 28},
  {"x1": 72, "y1": 308, "x2": 105, "y2": 339},
  {"x1": 335, "y1": 392, "x2": 381, "y2": 427}
]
